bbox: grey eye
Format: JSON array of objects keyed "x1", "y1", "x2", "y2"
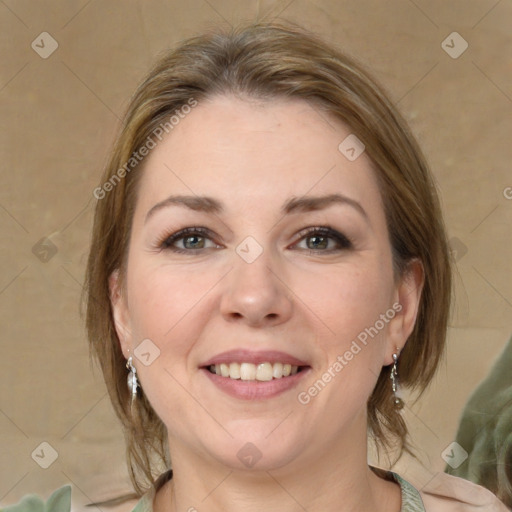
[
  {"x1": 305, "y1": 235, "x2": 330, "y2": 250},
  {"x1": 181, "y1": 235, "x2": 206, "y2": 249}
]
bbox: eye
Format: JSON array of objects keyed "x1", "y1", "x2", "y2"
[
  {"x1": 293, "y1": 227, "x2": 353, "y2": 252},
  {"x1": 159, "y1": 227, "x2": 221, "y2": 253}
]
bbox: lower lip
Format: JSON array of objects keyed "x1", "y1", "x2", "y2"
[{"x1": 201, "y1": 367, "x2": 311, "y2": 400}]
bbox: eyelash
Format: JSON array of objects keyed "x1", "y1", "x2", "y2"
[
  {"x1": 157, "y1": 226, "x2": 353, "y2": 254},
  {"x1": 295, "y1": 226, "x2": 353, "y2": 252},
  {"x1": 158, "y1": 227, "x2": 218, "y2": 253}
]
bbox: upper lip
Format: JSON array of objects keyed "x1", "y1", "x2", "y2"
[{"x1": 200, "y1": 349, "x2": 309, "y2": 367}]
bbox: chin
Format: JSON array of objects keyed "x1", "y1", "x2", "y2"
[{"x1": 203, "y1": 428, "x2": 308, "y2": 474}]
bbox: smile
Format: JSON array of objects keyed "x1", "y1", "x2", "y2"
[
  {"x1": 200, "y1": 349, "x2": 310, "y2": 399},
  {"x1": 208, "y1": 362, "x2": 302, "y2": 381}
]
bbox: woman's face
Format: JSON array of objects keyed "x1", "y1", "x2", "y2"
[{"x1": 111, "y1": 95, "x2": 421, "y2": 472}]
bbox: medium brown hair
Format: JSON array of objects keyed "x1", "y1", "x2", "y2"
[{"x1": 84, "y1": 21, "x2": 452, "y2": 494}]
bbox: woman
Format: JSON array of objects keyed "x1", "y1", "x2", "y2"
[{"x1": 81, "y1": 22, "x2": 508, "y2": 512}]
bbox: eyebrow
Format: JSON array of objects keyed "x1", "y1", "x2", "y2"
[
  {"x1": 145, "y1": 195, "x2": 223, "y2": 223},
  {"x1": 282, "y1": 194, "x2": 368, "y2": 220},
  {"x1": 145, "y1": 193, "x2": 368, "y2": 223}
]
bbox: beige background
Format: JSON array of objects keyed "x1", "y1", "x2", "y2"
[{"x1": 0, "y1": 0, "x2": 511, "y2": 510}]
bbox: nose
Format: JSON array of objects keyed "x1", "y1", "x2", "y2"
[{"x1": 219, "y1": 248, "x2": 293, "y2": 328}]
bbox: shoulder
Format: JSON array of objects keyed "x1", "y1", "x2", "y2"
[
  {"x1": 128, "y1": 470, "x2": 173, "y2": 512},
  {"x1": 418, "y1": 472, "x2": 510, "y2": 511}
]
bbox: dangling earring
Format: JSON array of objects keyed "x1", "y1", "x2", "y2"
[
  {"x1": 390, "y1": 350, "x2": 404, "y2": 410},
  {"x1": 126, "y1": 356, "x2": 139, "y2": 403}
]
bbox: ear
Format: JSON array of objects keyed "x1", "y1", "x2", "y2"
[
  {"x1": 384, "y1": 258, "x2": 424, "y2": 365},
  {"x1": 109, "y1": 269, "x2": 132, "y2": 359}
]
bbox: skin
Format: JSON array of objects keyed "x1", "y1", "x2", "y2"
[{"x1": 110, "y1": 95, "x2": 423, "y2": 511}]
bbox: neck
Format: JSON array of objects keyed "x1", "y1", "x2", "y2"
[{"x1": 154, "y1": 422, "x2": 401, "y2": 512}]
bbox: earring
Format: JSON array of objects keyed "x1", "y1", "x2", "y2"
[
  {"x1": 390, "y1": 351, "x2": 404, "y2": 410},
  {"x1": 126, "y1": 356, "x2": 139, "y2": 402}
]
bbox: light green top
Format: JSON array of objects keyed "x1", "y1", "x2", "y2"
[
  {"x1": 130, "y1": 468, "x2": 426, "y2": 512},
  {"x1": 0, "y1": 469, "x2": 425, "y2": 512}
]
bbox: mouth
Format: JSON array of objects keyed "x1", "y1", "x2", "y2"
[
  {"x1": 206, "y1": 362, "x2": 307, "y2": 381},
  {"x1": 199, "y1": 349, "x2": 311, "y2": 400}
]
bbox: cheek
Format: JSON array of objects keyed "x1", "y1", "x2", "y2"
[
  {"x1": 125, "y1": 259, "x2": 222, "y2": 356},
  {"x1": 301, "y1": 262, "x2": 393, "y2": 341},
  {"x1": 128, "y1": 264, "x2": 214, "y2": 340},
  {"x1": 124, "y1": 263, "x2": 218, "y2": 412},
  {"x1": 297, "y1": 269, "x2": 391, "y2": 423},
  {"x1": 295, "y1": 256, "x2": 394, "y2": 409}
]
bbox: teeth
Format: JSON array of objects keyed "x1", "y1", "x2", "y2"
[
  {"x1": 256, "y1": 362, "x2": 273, "y2": 381},
  {"x1": 209, "y1": 362, "x2": 301, "y2": 381},
  {"x1": 272, "y1": 362, "x2": 283, "y2": 379},
  {"x1": 229, "y1": 362, "x2": 241, "y2": 379},
  {"x1": 220, "y1": 363, "x2": 230, "y2": 377},
  {"x1": 240, "y1": 362, "x2": 256, "y2": 380}
]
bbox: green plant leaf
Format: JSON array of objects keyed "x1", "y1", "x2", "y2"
[
  {"x1": 45, "y1": 486, "x2": 71, "y2": 512},
  {"x1": 0, "y1": 486, "x2": 71, "y2": 512}
]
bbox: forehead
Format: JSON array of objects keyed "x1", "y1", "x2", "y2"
[{"x1": 135, "y1": 95, "x2": 383, "y2": 217}]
